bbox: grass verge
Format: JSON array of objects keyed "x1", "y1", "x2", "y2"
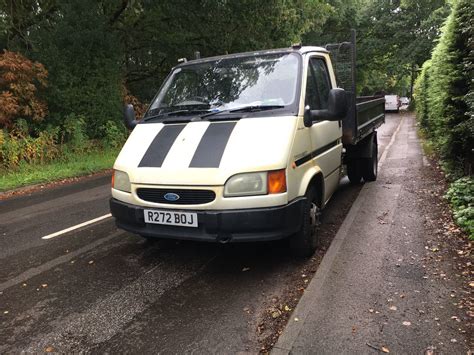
[{"x1": 0, "y1": 147, "x2": 120, "y2": 192}]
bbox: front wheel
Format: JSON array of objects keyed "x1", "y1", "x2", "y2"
[{"x1": 290, "y1": 186, "x2": 320, "y2": 257}]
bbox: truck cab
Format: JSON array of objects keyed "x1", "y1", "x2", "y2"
[{"x1": 110, "y1": 43, "x2": 384, "y2": 257}]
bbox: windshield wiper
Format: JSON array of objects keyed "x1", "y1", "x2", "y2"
[
  {"x1": 199, "y1": 105, "x2": 285, "y2": 119},
  {"x1": 144, "y1": 108, "x2": 211, "y2": 122}
]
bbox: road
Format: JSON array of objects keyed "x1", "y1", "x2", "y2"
[{"x1": 0, "y1": 114, "x2": 400, "y2": 353}]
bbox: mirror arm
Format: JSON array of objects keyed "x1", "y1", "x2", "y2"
[
  {"x1": 311, "y1": 109, "x2": 332, "y2": 120},
  {"x1": 303, "y1": 106, "x2": 313, "y2": 127},
  {"x1": 124, "y1": 104, "x2": 138, "y2": 129}
]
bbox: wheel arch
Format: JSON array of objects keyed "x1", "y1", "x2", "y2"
[{"x1": 299, "y1": 167, "x2": 325, "y2": 208}]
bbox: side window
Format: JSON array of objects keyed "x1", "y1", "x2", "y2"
[
  {"x1": 306, "y1": 58, "x2": 331, "y2": 110},
  {"x1": 305, "y1": 62, "x2": 319, "y2": 109}
]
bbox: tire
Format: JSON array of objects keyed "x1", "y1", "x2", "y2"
[
  {"x1": 290, "y1": 186, "x2": 320, "y2": 257},
  {"x1": 347, "y1": 161, "x2": 362, "y2": 184},
  {"x1": 362, "y1": 136, "x2": 378, "y2": 182}
]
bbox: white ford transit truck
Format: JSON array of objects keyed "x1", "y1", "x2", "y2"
[{"x1": 110, "y1": 32, "x2": 385, "y2": 256}]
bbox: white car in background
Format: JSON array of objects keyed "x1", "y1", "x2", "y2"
[
  {"x1": 384, "y1": 95, "x2": 400, "y2": 112},
  {"x1": 400, "y1": 97, "x2": 410, "y2": 106}
]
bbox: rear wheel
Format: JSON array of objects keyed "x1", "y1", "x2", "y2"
[
  {"x1": 361, "y1": 136, "x2": 378, "y2": 182},
  {"x1": 347, "y1": 161, "x2": 362, "y2": 184},
  {"x1": 290, "y1": 186, "x2": 320, "y2": 257}
]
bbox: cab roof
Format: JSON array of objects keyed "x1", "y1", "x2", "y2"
[{"x1": 176, "y1": 46, "x2": 328, "y2": 67}]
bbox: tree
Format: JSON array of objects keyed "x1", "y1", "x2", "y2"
[
  {"x1": 357, "y1": 0, "x2": 450, "y2": 96},
  {"x1": 31, "y1": 0, "x2": 123, "y2": 137},
  {"x1": 0, "y1": 50, "x2": 48, "y2": 128},
  {"x1": 0, "y1": 0, "x2": 58, "y2": 52}
]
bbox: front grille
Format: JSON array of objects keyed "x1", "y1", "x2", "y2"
[{"x1": 136, "y1": 188, "x2": 216, "y2": 205}]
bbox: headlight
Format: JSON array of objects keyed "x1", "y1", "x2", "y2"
[
  {"x1": 224, "y1": 172, "x2": 267, "y2": 197},
  {"x1": 112, "y1": 169, "x2": 131, "y2": 193}
]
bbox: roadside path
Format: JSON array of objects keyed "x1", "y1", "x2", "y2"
[{"x1": 273, "y1": 112, "x2": 471, "y2": 354}]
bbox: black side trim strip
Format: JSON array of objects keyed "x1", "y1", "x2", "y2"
[
  {"x1": 295, "y1": 139, "x2": 340, "y2": 167},
  {"x1": 190, "y1": 122, "x2": 237, "y2": 168},
  {"x1": 138, "y1": 124, "x2": 186, "y2": 167}
]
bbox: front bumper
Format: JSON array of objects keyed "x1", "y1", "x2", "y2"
[{"x1": 110, "y1": 198, "x2": 304, "y2": 243}]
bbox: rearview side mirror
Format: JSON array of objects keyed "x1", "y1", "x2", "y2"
[
  {"x1": 311, "y1": 88, "x2": 348, "y2": 122},
  {"x1": 124, "y1": 104, "x2": 138, "y2": 129}
]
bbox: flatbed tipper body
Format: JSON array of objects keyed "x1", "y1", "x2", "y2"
[
  {"x1": 111, "y1": 30, "x2": 385, "y2": 256},
  {"x1": 345, "y1": 96, "x2": 385, "y2": 144}
]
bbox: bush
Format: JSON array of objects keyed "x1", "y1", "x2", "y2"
[
  {"x1": 0, "y1": 120, "x2": 59, "y2": 169},
  {"x1": 101, "y1": 120, "x2": 127, "y2": 148},
  {"x1": 414, "y1": 0, "x2": 473, "y2": 174},
  {"x1": 445, "y1": 177, "x2": 474, "y2": 239},
  {"x1": 62, "y1": 114, "x2": 88, "y2": 152}
]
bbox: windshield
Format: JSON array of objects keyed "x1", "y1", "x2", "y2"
[{"x1": 147, "y1": 52, "x2": 300, "y2": 116}]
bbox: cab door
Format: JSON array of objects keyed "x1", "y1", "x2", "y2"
[{"x1": 304, "y1": 55, "x2": 343, "y2": 203}]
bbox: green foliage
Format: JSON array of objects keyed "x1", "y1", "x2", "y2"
[
  {"x1": 62, "y1": 114, "x2": 88, "y2": 152},
  {"x1": 357, "y1": 0, "x2": 450, "y2": 95},
  {"x1": 0, "y1": 119, "x2": 60, "y2": 169},
  {"x1": 303, "y1": 0, "x2": 362, "y2": 45},
  {"x1": 445, "y1": 177, "x2": 474, "y2": 239},
  {"x1": 413, "y1": 60, "x2": 431, "y2": 130},
  {"x1": 31, "y1": 0, "x2": 123, "y2": 137},
  {"x1": 100, "y1": 120, "x2": 127, "y2": 148},
  {"x1": 414, "y1": 0, "x2": 473, "y2": 174}
]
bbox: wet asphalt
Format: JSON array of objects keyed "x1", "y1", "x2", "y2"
[{"x1": 0, "y1": 114, "x2": 399, "y2": 353}]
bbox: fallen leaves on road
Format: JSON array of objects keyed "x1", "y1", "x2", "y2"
[
  {"x1": 402, "y1": 321, "x2": 411, "y2": 326},
  {"x1": 88, "y1": 260, "x2": 94, "y2": 265},
  {"x1": 377, "y1": 211, "x2": 389, "y2": 224},
  {"x1": 242, "y1": 267, "x2": 250, "y2": 272}
]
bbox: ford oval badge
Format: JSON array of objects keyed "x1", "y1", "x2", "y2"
[{"x1": 164, "y1": 193, "x2": 180, "y2": 202}]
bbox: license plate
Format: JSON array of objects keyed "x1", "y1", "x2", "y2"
[{"x1": 143, "y1": 209, "x2": 198, "y2": 228}]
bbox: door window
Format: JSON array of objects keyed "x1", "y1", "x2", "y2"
[{"x1": 305, "y1": 58, "x2": 331, "y2": 110}]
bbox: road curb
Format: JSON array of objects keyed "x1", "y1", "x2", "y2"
[
  {"x1": 272, "y1": 115, "x2": 405, "y2": 354},
  {"x1": 272, "y1": 183, "x2": 371, "y2": 354}
]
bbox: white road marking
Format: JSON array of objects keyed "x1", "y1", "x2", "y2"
[
  {"x1": 378, "y1": 115, "x2": 405, "y2": 168},
  {"x1": 41, "y1": 213, "x2": 112, "y2": 240}
]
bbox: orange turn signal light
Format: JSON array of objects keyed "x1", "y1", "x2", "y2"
[
  {"x1": 111, "y1": 169, "x2": 115, "y2": 188},
  {"x1": 268, "y1": 169, "x2": 287, "y2": 194}
]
